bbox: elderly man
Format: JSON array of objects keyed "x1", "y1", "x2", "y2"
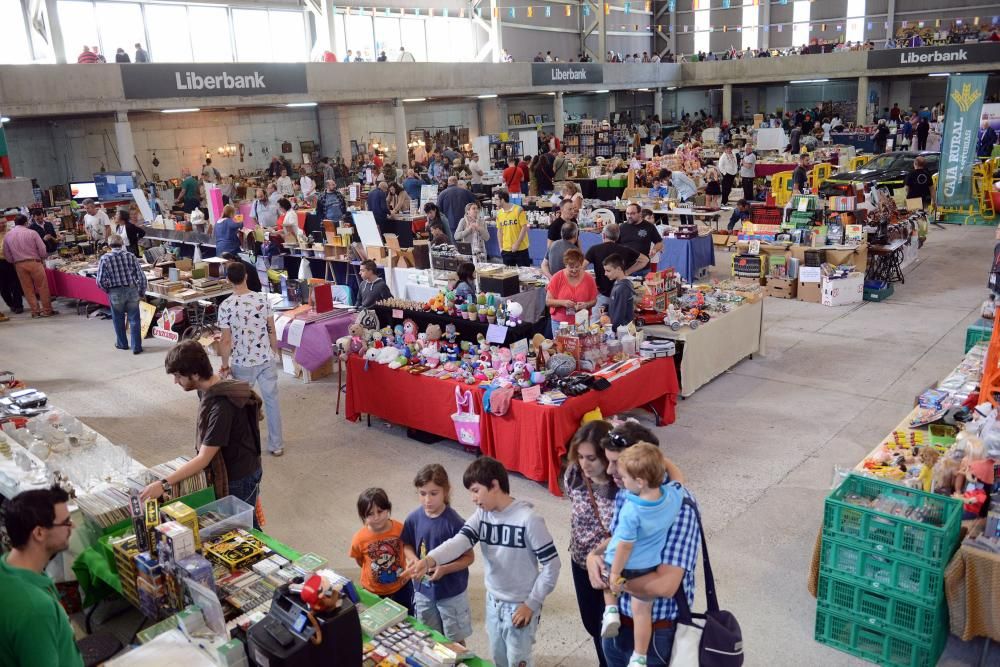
[
  {"x1": 174, "y1": 168, "x2": 201, "y2": 213},
  {"x1": 542, "y1": 220, "x2": 580, "y2": 278},
  {"x1": 96, "y1": 233, "x2": 147, "y2": 353},
  {"x1": 2, "y1": 214, "x2": 55, "y2": 318},
  {"x1": 0, "y1": 485, "x2": 84, "y2": 667},
  {"x1": 366, "y1": 180, "x2": 390, "y2": 232},
  {"x1": 437, "y1": 176, "x2": 476, "y2": 237},
  {"x1": 586, "y1": 223, "x2": 647, "y2": 312},
  {"x1": 315, "y1": 180, "x2": 347, "y2": 224}
]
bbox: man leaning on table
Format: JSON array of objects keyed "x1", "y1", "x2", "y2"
[
  {"x1": 96, "y1": 233, "x2": 147, "y2": 354},
  {"x1": 2, "y1": 214, "x2": 55, "y2": 318}
]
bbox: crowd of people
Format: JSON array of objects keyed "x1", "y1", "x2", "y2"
[{"x1": 76, "y1": 43, "x2": 147, "y2": 63}]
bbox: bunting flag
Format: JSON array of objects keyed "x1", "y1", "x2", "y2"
[
  {"x1": 722, "y1": 0, "x2": 730, "y2": 8},
  {"x1": 527, "y1": 6, "x2": 533, "y2": 17},
  {"x1": 605, "y1": 3, "x2": 610, "y2": 15},
  {"x1": 509, "y1": 6, "x2": 515, "y2": 17},
  {"x1": 624, "y1": 2, "x2": 630, "y2": 14},
  {"x1": 565, "y1": 6, "x2": 570, "y2": 17}
]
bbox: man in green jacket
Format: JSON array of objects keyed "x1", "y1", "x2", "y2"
[{"x1": 0, "y1": 485, "x2": 83, "y2": 667}]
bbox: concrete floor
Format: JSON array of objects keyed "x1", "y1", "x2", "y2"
[{"x1": 2, "y1": 224, "x2": 994, "y2": 666}]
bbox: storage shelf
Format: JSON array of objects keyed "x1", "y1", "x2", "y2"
[{"x1": 508, "y1": 122, "x2": 554, "y2": 130}]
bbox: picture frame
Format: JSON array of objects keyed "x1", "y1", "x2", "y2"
[
  {"x1": 528, "y1": 115, "x2": 536, "y2": 124},
  {"x1": 300, "y1": 140, "x2": 316, "y2": 153}
]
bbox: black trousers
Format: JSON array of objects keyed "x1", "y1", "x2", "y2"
[
  {"x1": 721, "y1": 173, "x2": 735, "y2": 203},
  {"x1": 502, "y1": 249, "x2": 531, "y2": 267},
  {"x1": 741, "y1": 176, "x2": 755, "y2": 202},
  {"x1": 917, "y1": 135, "x2": 928, "y2": 150},
  {"x1": 0, "y1": 260, "x2": 24, "y2": 311},
  {"x1": 571, "y1": 560, "x2": 609, "y2": 667}
]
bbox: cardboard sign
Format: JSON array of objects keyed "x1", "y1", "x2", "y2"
[
  {"x1": 392, "y1": 309, "x2": 404, "y2": 319},
  {"x1": 152, "y1": 327, "x2": 179, "y2": 342},
  {"x1": 138, "y1": 301, "x2": 157, "y2": 338},
  {"x1": 486, "y1": 323, "x2": 508, "y2": 344},
  {"x1": 521, "y1": 385, "x2": 541, "y2": 403},
  {"x1": 798, "y1": 266, "x2": 822, "y2": 283}
]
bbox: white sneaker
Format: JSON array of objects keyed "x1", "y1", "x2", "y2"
[
  {"x1": 627, "y1": 655, "x2": 648, "y2": 667},
  {"x1": 600, "y1": 606, "x2": 621, "y2": 638}
]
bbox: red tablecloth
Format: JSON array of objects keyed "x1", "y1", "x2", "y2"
[
  {"x1": 45, "y1": 269, "x2": 110, "y2": 307},
  {"x1": 755, "y1": 163, "x2": 797, "y2": 177},
  {"x1": 345, "y1": 356, "x2": 678, "y2": 495}
]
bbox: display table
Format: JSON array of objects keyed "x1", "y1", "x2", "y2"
[
  {"x1": 276, "y1": 310, "x2": 355, "y2": 372},
  {"x1": 755, "y1": 163, "x2": 798, "y2": 177},
  {"x1": 484, "y1": 227, "x2": 602, "y2": 265},
  {"x1": 344, "y1": 355, "x2": 678, "y2": 495},
  {"x1": 643, "y1": 298, "x2": 765, "y2": 397},
  {"x1": 373, "y1": 305, "x2": 537, "y2": 345},
  {"x1": 45, "y1": 269, "x2": 110, "y2": 307},
  {"x1": 659, "y1": 234, "x2": 716, "y2": 283}
]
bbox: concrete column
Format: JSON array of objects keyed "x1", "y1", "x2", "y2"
[
  {"x1": 760, "y1": 0, "x2": 770, "y2": 50},
  {"x1": 393, "y1": 100, "x2": 408, "y2": 168},
  {"x1": 44, "y1": 0, "x2": 67, "y2": 64},
  {"x1": 598, "y1": 4, "x2": 607, "y2": 62},
  {"x1": 114, "y1": 112, "x2": 137, "y2": 172},
  {"x1": 669, "y1": 6, "x2": 677, "y2": 55},
  {"x1": 654, "y1": 89, "x2": 663, "y2": 119},
  {"x1": 722, "y1": 83, "x2": 733, "y2": 124},
  {"x1": 490, "y1": 0, "x2": 503, "y2": 62},
  {"x1": 856, "y1": 76, "x2": 870, "y2": 126},
  {"x1": 886, "y1": 0, "x2": 895, "y2": 45},
  {"x1": 554, "y1": 92, "x2": 565, "y2": 142},
  {"x1": 607, "y1": 93, "x2": 616, "y2": 116},
  {"x1": 337, "y1": 110, "x2": 352, "y2": 163},
  {"x1": 324, "y1": 0, "x2": 338, "y2": 55}
]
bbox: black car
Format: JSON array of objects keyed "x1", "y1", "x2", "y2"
[{"x1": 819, "y1": 151, "x2": 940, "y2": 198}]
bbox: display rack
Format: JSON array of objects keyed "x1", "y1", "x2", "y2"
[{"x1": 488, "y1": 136, "x2": 523, "y2": 169}]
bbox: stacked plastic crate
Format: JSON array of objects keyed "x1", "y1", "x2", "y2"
[{"x1": 816, "y1": 474, "x2": 962, "y2": 667}]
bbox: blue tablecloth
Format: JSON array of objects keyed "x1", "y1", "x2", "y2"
[
  {"x1": 659, "y1": 235, "x2": 715, "y2": 283},
  {"x1": 485, "y1": 228, "x2": 602, "y2": 265},
  {"x1": 831, "y1": 132, "x2": 875, "y2": 153}
]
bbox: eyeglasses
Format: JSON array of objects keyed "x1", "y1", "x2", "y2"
[{"x1": 50, "y1": 518, "x2": 74, "y2": 528}]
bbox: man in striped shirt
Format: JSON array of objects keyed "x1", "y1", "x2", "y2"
[
  {"x1": 2, "y1": 215, "x2": 54, "y2": 318},
  {"x1": 77, "y1": 46, "x2": 98, "y2": 64},
  {"x1": 96, "y1": 234, "x2": 147, "y2": 353}
]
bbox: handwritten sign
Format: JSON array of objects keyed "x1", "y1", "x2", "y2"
[
  {"x1": 521, "y1": 385, "x2": 541, "y2": 403},
  {"x1": 486, "y1": 323, "x2": 508, "y2": 344},
  {"x1": 152, "y1": 327, "x2": 179, "y2": 342}
]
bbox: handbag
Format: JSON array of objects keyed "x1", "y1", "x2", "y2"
[
  {"x1": 451, "y1": 386, "x2": 482, "y2": 449},
  {"x1": 583, "y1": 475, "x2": 610, "y2": 538},
  {"x1": 670, "y1": 499, "x2": 744, "y2": 667}
]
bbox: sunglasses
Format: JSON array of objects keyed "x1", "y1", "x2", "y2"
[{"x1": 608, "y1": 431, "x2": 634, "y2": 449}]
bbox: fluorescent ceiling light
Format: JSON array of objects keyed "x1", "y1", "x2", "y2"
[
  {"x1": 637, "y1": 88, "x2": 651, "y2": 92},
  {"x1": 594, "y1": 89, "x2": 610, "y2": 94},
  {"x1": 402, "y1": 97, "x2": 426, "y2": 102},
  {"x1": 545, "y1": 92, "x2": 556, "y2": 95},
  {"x1": 477, "y1": 94, "x2": 498, "y2": 99},
  {"x1": 286, "y1": 102, "x2": 317, "y2": 107},
  {"x1": 928, "y1": 72, "x2": 950, "y2": 77},
  {"x1": 161, "y1": 108, "x2": 200, "y2": 113},
  {"x1": 789, "y1": 79, "x2": 829, "y2": 84},
  {"x1": 0, "y1": 117, "x2": 9, "y2": 123},
  {"x1": 667, "y1": 86, "x2": 677, "y2": 91}
]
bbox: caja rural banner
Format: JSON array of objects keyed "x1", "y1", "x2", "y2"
[{"x1": 936, "y1": 74, "x2": 988, "y2": 209}]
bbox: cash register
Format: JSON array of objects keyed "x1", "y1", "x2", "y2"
[{"x1": 246, "y1": 583, "x2": 362, "y2": 666}]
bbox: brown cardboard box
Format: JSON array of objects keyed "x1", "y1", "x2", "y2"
[
  {"x1": 798, "y1": 280, "x2": 822, "y2": 303},
  {"x1": 766, "y1": 277, "x2": 798, "y2": 299},
  {"x1": 734, "y1": 276, "x2": 766, "y2": 288}
]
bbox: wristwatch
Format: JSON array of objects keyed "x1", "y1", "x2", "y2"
[{"x1": 159, "y1": 478, "x2": 173, "y2": 495}]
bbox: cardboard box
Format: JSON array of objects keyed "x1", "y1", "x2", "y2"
[
  {"x1": 766, "y1": 277, "x2": 797, "y2": 299},
  {"x1": 798, "y1": 280, "x2": 822, "y2": 303},
  {"x1": 821, "y1": 272, "x2": 864, "y2": 307}
]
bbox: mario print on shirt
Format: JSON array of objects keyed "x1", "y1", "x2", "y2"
[{"x1": 367, "y1": 538, "x2": 404, "y2": 585}]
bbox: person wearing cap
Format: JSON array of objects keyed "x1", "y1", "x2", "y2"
[{"x1": 96, "y1": 233, "x2": 147, "y2": 353}]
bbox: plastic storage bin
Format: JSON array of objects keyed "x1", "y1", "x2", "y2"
[
  {"x1": 195, "y1": 495, "x2": 254, "y2": 541},
  {"x1": 965, "y1": 317, "x2": 993, "y2": 353},
  {"x1": 815, "y1": 572, "x2": 947, "y2": 640},
  {"x1": 819, "y1": 537, "x2": 945, "y2": 607},
  {"x1": 823, "y1": 474, "x2": 962, "y2": 568},
  {"x1": 814, "y1": 606, "x2": 947, "y2": 667}
]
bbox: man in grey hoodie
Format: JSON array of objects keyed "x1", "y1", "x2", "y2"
[{"x1": 406, "y1": 457, "x2": 561, "y2": 667}]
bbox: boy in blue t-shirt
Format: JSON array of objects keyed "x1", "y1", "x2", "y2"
[
  {"x1": 401, "y1": 464, "x2": 475, "y2": 643},
  {"x1": 601, "y1": 443, "x2": 683, "y2": 667}
]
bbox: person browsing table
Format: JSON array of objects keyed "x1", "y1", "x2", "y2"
[
  {"x1": 454, "y1": 202, "x2": 489, "y2": 261},
  {"x1": 586, "y1": 223, "x2": 647, "y2": 313},
  {"x1": 2, "y1": 214, "x2": 55, "y2": 318},
  {"x1": 663, "y1": 171, "x2": 696, "y2": 225},
  {"x1": 358, "y1": 259, "x2": 393, "y2": 308},
  {"x1": 546, "y1": 248, "x2": 597, "y2": 335},
  {"x1": 214, "y1": 205, "x2": 243, "y2": 256},
  {"x1": 96, "y1": 233, "x2": 147, "y2": 354},
  {"x1": 81, "y1": 199, "x2": 111, "y2": 243}
]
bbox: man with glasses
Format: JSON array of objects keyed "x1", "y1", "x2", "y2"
[
  {"x1": 586, "y1": 422, "x2": 700, "y2": 667},
  {"x1": 0, "y1": 485, "x2": 84, "y2": 667}
]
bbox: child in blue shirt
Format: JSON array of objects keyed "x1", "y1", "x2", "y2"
[
  {"x1": 401, "y1": 464, "x2": 475, "y2": 643},
  {"x1": 601, "y1": 443, "x2": 684, "y2": 667},
  {"x1": 648, "y1": 179, "x2": 669, "y2": 199}
]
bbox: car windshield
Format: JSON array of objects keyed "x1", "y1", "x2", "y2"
[{"x1": 864, "y1": 154, "x2": 912, "y2": 171}]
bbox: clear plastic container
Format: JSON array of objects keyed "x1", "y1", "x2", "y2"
[{"x1": 195, "y1": 495, "x2": 254, "y2": 541}]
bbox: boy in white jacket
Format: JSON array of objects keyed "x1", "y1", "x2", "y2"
[{"x1": 406, "y1": 457, "x2": 561, "y2": 667}]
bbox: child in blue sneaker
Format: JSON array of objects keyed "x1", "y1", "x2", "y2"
[{"x1": 601, "y1": 443, "x2": 684, "y2": 667}]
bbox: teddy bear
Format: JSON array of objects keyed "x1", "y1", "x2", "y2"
[{"x1": 347, "y1": 323, "x2": 368, "y2": 356}]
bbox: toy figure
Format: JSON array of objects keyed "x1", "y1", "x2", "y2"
[
  {"x1": 347, "y1": 322, "x2": 368, "y2": 356},
  {"x1": 402, "y1": 319, "x2": 418, "y2": 344},
  {"x1": 444, "y1": 323, "x2": 458, "y2": 344},
  {"x1": 917, "y1": 448, "x2": 939, "y2": 493}
]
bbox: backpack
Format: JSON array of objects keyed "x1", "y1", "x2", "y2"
[{"x1": 670, "y1": 498, "x2": 744, "y2": 666}]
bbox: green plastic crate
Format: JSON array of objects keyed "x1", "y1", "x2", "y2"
[
  {"x1": 816, "y1": 572, "x2": 947, "y2": 640},
  {"x1": 823, "y1": 474, "x2": 962, "y2": 568},
  {"x1": 815, "y1": 606, "x2": 947, "y2": 667},
  {"x1": 819, "y1": 537, "x2": 945, "y2": 607},
  {"x1": 965, "y1": 318, "x2": 993, "y2": 353},
  {"x1": 928, "y1": 424, "x2": 958, "y2": 449},
  {"x1": 864, "y1": 284, "x2": 894, "y2": 302}
]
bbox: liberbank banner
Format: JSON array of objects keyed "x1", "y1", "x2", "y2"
[
  {"x1": 867, "y1": 42, "x2": 999, "y2": 70},
  {"x1": 936, "y1": 73, "x2": 988, "y2": 209},
  {"x1": 532, "y1": 63, "x2": 604, "y2": 86},
  {"x1": 121, "y1": 63, "x2": 308, "y2": 99}
]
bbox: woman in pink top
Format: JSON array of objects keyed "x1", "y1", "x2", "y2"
[{"x1": 546, "y1": 248, "x2": 597, "y2": 336}]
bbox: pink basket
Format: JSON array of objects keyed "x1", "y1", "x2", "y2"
[{"x1": 451, "y1": 386, "x2": 482, "y2": 449}]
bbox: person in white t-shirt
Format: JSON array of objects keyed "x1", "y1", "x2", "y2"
[
  {"x1": 298, "y1": 167, "x2": 316, "y2": 200},
  {"x1": 81, "y1": 199, "x2": 111, "y2": 243},
  {"x1": 398, "y1": 47, "x2": 416, "y2": 62},
  {"x1": 276, "y1": 169, "x2": 294, "y2": 197},
  {"x1": 218, "y1": 261, "x2": 284, "y2": 456}
]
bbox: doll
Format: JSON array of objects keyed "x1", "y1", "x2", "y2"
[
  {"x1": 402, "y1": 319, "x2": 419, "y2": 345},
  {"x1": 917, "y1": 447, "x2": 939, "y2": 493},
  {"x1": 347, "y1": 322, "x2": 368, "y2": 356}
]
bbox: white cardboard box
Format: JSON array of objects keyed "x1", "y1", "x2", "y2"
[{"x1": 822, "y1": 272, "x2": 864, "y2": 307}]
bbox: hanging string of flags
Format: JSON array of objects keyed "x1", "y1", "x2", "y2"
[{"x1": 332, "y1": 5, "x2": 999, "y2": 36}]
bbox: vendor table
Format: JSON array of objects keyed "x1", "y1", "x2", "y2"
[
  {"x1": 373, "y1": 305, "x2": 537, "y2": 345},
  {"x1": 398, "y1": 281, "x2": 548, "y2": 325},
  {"x1": 642, "y1": 298, "x2": 765, "y2": 397},
  {"x1": 830, "y1": 132, "x2": 876, "y2": 153},
  {"x1": 344, "y1": 355, "x2": 678, "y2": 495},
  {"x1": 45, "y1": 268, "x2": 110, "y2": 308},
  {"x1": 276, "y1": 310, "x2": 354, "y2": 372},
  {"x1": 653, "y1": 207, "x2": 733, "y2": 231},
  {"x1": 659, "y1": 234, "x2": 716, "y2": 283},
  {"x1": 755, "y1": 163, "x2": 798, "y2": 177},
  {"x1": 484, "y1": 227, "x2": 602, "y2": 266},
  {"x1": 568, "y1": 177, "x2": 598, "y2": 199}
]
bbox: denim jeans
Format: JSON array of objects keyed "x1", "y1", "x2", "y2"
[
  {"x1": 227, "y1": 467, "x2": 262, "y2": 529},
  {"x1": 602, "y1": 623, "x2": 676, "y2": 667},
  {"x1": 414, "y1": 590, "x2": 473, "y2": 642},
  {"x1": 231, "y1": 361, "x2": 283, "y2": 453},
  {"x1": 486, "y1": 592, "x2": 541, "y2": 667},
  {"x1": 108, "y1": 286, "x2": 142, "y2": 351}
]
